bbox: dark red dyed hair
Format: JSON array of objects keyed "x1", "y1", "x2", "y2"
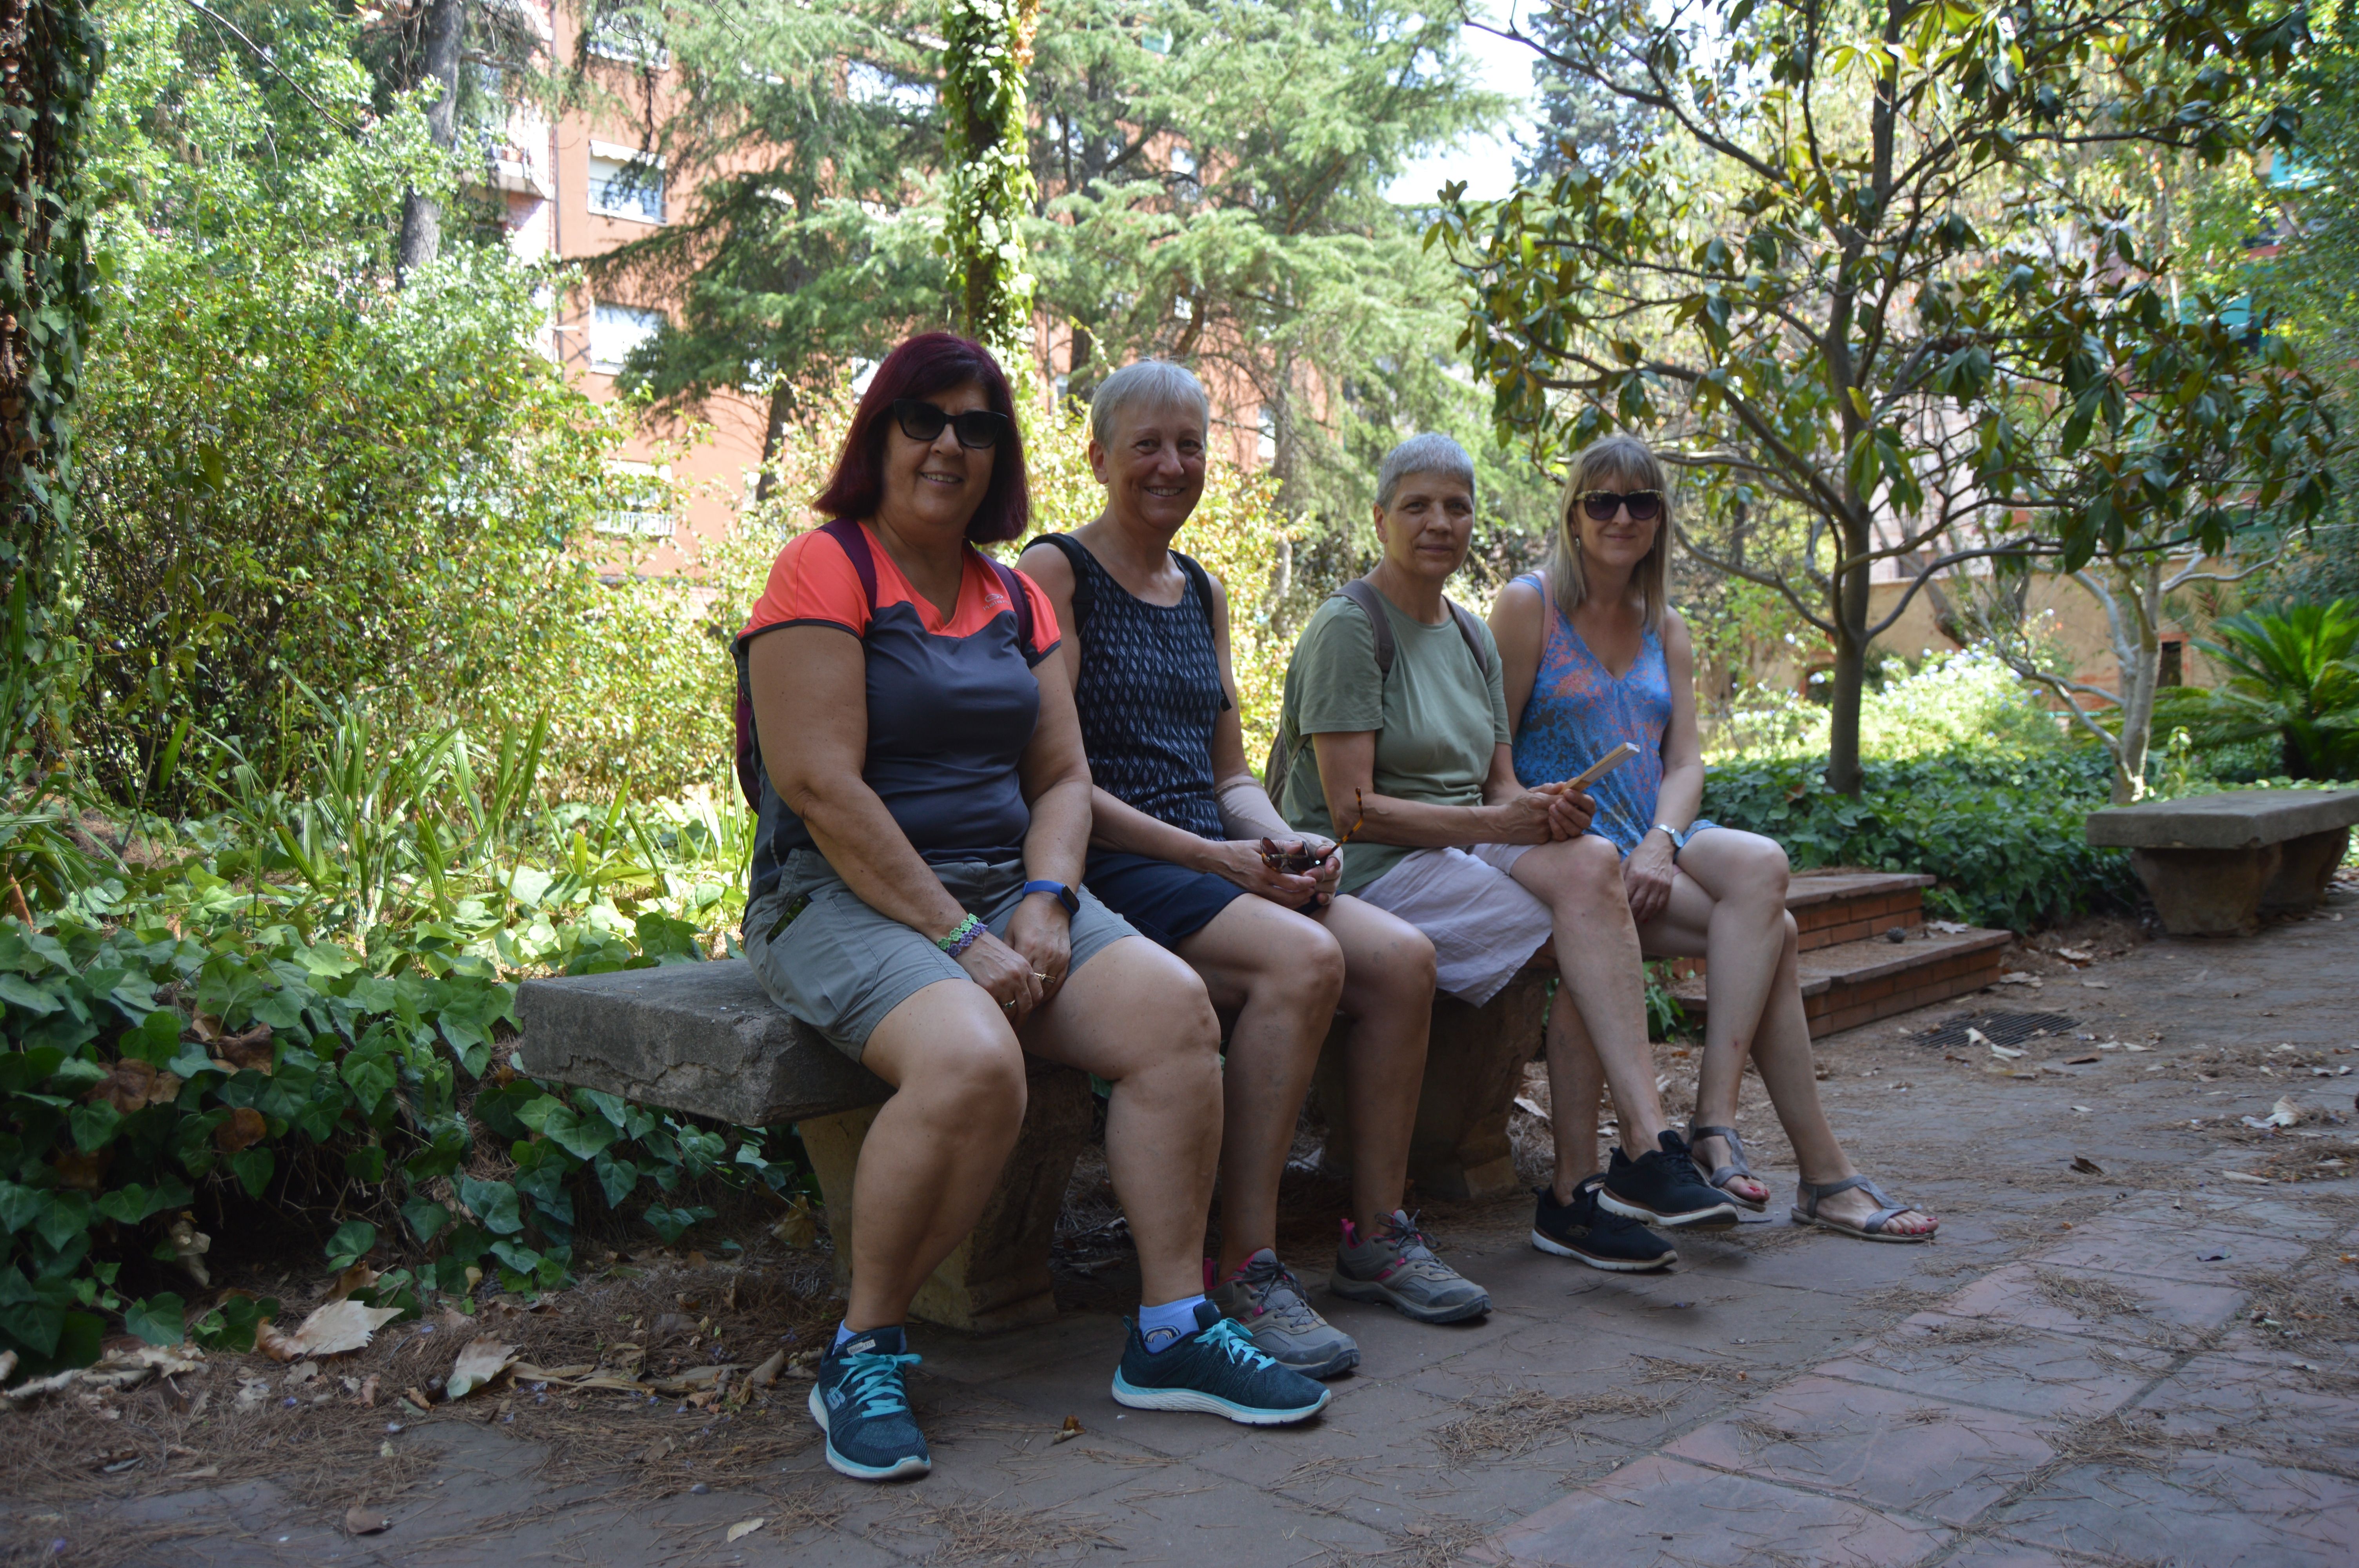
[{"x1": 812, "y1": 332, "x2": 1030, "y2": 544}]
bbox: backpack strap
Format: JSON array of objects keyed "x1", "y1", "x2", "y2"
[
  {"x1": 983, "y1": 555, "x2": 1039, "y2": 658},
  {"x1": 1173, "y1": 550, "x2": 1218, "y2": 635},
  {"x1": 1029, "y1": 533, "x2": 1094, "y2": 630},
  {"x1": 734, "y1": 519, "x2": 881, "y2": 810},
  {"x1": 1447, "y1": 599, "x2": 1493, "y2": 679},
  {"x1": 1337, "y1": 578, "x2": 1396, "y2": 677}
]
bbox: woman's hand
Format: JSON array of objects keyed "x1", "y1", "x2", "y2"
[
  {"x1": 1202, "y1": 839, "x2": 1323, "y2": 906},
  {"x1": 1487, "y1": 787, "x2": 1571, "y2": 845},
  {"x1": 1545, "y1": 785, "x2": 1597, "y2": 840},
  {"x1": 1301, "y1": 835, "x2": 1342, "y2": 906},
  {"x1": 956, "y1": 927, "x2": 1046, "y2": 1024},
  {"x1": 1000, "y1": 895, "x2": 1072, "y2": 1015},
  {"x1": 1623, "y1": 833, "x2": 1677, "y2": 925}
]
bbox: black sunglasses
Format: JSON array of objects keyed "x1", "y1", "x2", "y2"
[
  {"x1": 1577, "y1": 489, "x2": 1663, "y2": 523},
  {"x1": 892, "y1": 398, "x2": 1009, "y2": 450}
]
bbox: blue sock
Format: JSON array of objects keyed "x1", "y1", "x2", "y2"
[
  {"x1": 833, "y1": 1321, "x2": 856, "y2": 1352},
  {"x1": 1137, "y1": 1295, "x2": 1207, "y2": 1354}
]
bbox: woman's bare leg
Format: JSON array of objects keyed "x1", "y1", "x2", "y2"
[
  {"x1": 1317, "y1": 896, "x2": 1437, "y2": 1236},
  {"x1": 847, "y1": 980, "x2": 1031, "y2": 1328},
  {"x1": 1508, "y1": 834, "x2": 1675, "y2": 1152},
  {"x1": 1025, "y1": 936, "x2": 1226, "y2": 1305},
  {"x1": 1639, "y1": 835, "x2": 1937, "y2": 1237},
  {"x1": 1175, "y1": 900, "x2": 1347, "y2": 1278},
  {"x1": 1542, "y1": 994, "x2": 1610, "y2": 1204}
]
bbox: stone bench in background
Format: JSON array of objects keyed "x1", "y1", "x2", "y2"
[{"x1": 2086, "y1": 787, "x2": 2359, "y2": 936}]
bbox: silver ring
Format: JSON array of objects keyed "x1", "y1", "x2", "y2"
[{"x1": 1001, "y1": 999, "x2": 1016, "y2": 1011}]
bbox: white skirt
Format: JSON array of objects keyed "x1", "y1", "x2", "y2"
[{"x1": 1353, "y1": 844, "x2": 1552, "y2": 1005}]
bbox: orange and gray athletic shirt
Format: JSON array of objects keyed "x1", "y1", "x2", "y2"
[{"x1": 734, "y1": 519, "x2": 1061, "y2": 901}]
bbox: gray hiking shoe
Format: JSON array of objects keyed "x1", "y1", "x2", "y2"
[
  {"x1": 1329, "y1": 1210, "x2": 1491, "y2": 1324},
  {"x1": 1209, "y1": 1249, "x2": 1360, "y2": 1380}
]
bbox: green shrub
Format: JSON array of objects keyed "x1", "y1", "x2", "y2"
[
  {"x1": 1701, "y1": 748, "x2": 2138, "y2": 931},
  {"x1": 2154, "y1": 601, "x2": 2359, "y2": 781}
]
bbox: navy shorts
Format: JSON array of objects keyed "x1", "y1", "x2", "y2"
[{"x1": 1082, "y1": 849, "x2": 1247, "y2": 951}]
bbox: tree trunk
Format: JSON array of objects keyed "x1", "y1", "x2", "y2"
[
  {"x1": 752, "y1": 377, "x2": 797, "y2": 506},
  {"x1": 1824, "y1": 515, "x2": 1874, "y2": 795},
  {"x1": 942, "y1": 0, "x2": 1042, "y2": 369},
  {"x1": 2110, "y1": 559, "x2": 2163, "y2": 805},
  {"x1": 395, "y1": 0, "x2": 466, "y2": 285}
]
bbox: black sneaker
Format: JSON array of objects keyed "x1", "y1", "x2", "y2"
[
  {"x1": 1598, "y1": 1130, "x2": 1740, "y2": 1230},
  {"x1": 808, "y1": 1326, "x2": 930, "y2": 1481},
  {"x1": 1111, "y1": 1300, "x2": 1331, "y2": 1425},
  {"x1": 1532, "y1": 1178, "x2": 1677, "y2": 1271}
]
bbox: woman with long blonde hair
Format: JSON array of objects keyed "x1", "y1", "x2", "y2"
[{"x1": 1489, "y1": 433, "x2": 1937, "y2": 1246}]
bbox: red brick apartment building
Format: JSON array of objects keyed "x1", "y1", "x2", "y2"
[{"x1": 475, "y1": 5, "x2": 1271, "y2": 577}]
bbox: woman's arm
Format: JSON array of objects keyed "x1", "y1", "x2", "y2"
[
  {"x1": 749, "y1": 625, "x2": 971, "y2": 937},
  {"x1": 1489, "y1": 578, "x2": 1547, "y2": 740},
  {"x1": 1310, "y1": 733, "x2": 1567, "y2": 847},
  {"x1": 1621, "y1": 610, "x2": 1705, "y2": 924},
  {"x1": 1004, "y1": 655, "x2": 1094, "y2": 995},
  {"x1": 749, "y1": 622, "x2": 1046, "y2": 1018}
]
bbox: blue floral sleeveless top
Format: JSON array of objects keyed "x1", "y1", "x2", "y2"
[{"x1": 1508, "y1": 572, "x2": 1714, "y2": 854}]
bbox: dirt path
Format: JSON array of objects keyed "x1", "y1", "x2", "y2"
[{"x1": 9, "y1": 891, "x2": 2357, "y2": 1566}]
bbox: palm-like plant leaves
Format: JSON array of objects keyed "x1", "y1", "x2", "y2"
[{"x1": 2158, "y1": 601, "x2": 2359, "y2": 779}]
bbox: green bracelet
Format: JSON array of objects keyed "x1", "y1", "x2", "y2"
[{"x1": 936, "y1": 913, "x2": 985, "y2": 956}]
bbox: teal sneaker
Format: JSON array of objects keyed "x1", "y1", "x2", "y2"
[
  {"x1": 808, "y1": 1326, "x2": 931, "y2": 1481},
  {"x1": 1111, "y1": 1301, "x2": 1331, "y2": 1425}
]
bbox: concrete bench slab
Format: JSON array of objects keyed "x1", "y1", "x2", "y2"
[
  {"x1": 515, "y1": 959, "x2": 1088, "y2": 1334},
  {"x1": 2086, "y1": 788, "x2": 2359, "y2": 936}
]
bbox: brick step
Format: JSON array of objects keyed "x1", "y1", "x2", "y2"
[
  {"x1": 1669, "y1": 923, "x2": 2012, "y2": 1039},
  {"x1": 1786, "y1": 870, "x2": 1936, "y2": 951}
]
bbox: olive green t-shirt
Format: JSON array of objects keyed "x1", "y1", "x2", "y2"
[{"x1": 1276, "y1": 590, "x2": 1512, "y2": 897}]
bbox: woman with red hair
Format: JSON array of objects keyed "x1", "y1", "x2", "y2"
[{"x1": 736, "y1": 334, "x2": 1327, "y2": 1484}]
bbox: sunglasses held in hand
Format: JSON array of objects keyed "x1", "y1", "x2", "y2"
[
  {"x1": 1259, "y1": 838, "x2": 1335, "y2": 875},
  {"x1": 892, "y1": 398, "x2": 1010, "y2": 450}
]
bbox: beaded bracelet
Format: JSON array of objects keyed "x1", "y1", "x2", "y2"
[{"x1": 936, "y1": 913, "x2": 985, "y2": 956}]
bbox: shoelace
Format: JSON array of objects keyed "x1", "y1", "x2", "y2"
[
  {"x1": 1198, "y1": 1316, "x2": 1282, "y2": 1370},
  {"x1": 1377, "y1": 1211, "x2": 1455, "y2": 1278},
  {"x1": 837, "y1": 1351, "x2": 923, "y2": 1419},
  {"x1": 1238, "y1": 1257, "x2": 1324, "y2": 1332}
]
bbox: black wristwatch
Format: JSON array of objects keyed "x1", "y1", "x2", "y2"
[{"x1": 1021, "y1": 879, "x2": 1080, "y2": 916}]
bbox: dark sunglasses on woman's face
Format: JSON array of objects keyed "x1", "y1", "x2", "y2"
[
  {"x1": 1578, "y1": 489, "x2": 1663, "y2": 523},
  {"x1": 892, "y1": 398, "x2": 1009, "y2": 450}
]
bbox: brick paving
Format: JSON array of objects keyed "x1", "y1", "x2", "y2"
[{"x1": 31, "y1": 896, "x2": 2359, "y2": 1566}]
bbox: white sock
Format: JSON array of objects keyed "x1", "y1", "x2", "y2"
[{"x1": 1138, "y1": 1294, "x2": 1206, "y2": 1353}]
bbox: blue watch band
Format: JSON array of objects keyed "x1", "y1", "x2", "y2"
[{"x1": 1021, "y1": 879, "x2": 1079, "y2": 915}]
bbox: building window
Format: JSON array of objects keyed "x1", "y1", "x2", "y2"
[
  {"x1": 587, "y1": 145, "x2": 664, "y2": 223},
  {"x1": 586, "y1": 9, "x2": 667, "y2": 67},
  {"x1": 589, "y1": 302, "x2": 663, "y2": 373},
  {"x1": 596, "y1": 459, "x2": 674, "y2": 537}
]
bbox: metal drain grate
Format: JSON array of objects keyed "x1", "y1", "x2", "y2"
[{"x1": 1912, "y1": 1011, "x2": 2080, "y2": 1050}]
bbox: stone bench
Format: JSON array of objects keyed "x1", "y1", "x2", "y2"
[
  {"x1": 2086, "y1": 788, "x2": 2359, "y2": 936},
  {"x1": 514, "y1": 959, "x2": 1539, "y2": 1330}
]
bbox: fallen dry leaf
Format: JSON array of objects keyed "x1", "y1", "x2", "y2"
[
  {"x1": 345, "y1": 1505, "x2": 388, "y2": 1536},
  {"x1": 2224, "y1": 1170, "x2": 2272, "y2": 1185},
  {"x1": 1052, "y1": 1414, "x2": 1083, "y2": 1445},
  {"x1": 264, "y1": 1300, "x2": 402, "y2": 1360},
  {"x1": 1986, "y1": 1041, "x2": 2026, "y2": 1060},
  {"x1": 2081, "y1": 980, "x2": 2112, "y2": 990},
  {"x1": 2066, "y1": 1054, "x2": 2099, "y2": 1065},
  {"x1": 91, "y1": 1060, "x2": 164, "y2": 1115},
  {"x1": 1997, "y1": 971, "x2": 2042, "y2": 987},
  {"x1": 643, "y1": 1435, "x2": 675, "y2": 1465},
  {"x1": 211, "y1": 1024, "x2": 276, "y2": 1074},
  {"x1": 725, "y1": 1519, "x2": 765, "y2": 1544},
  {"x1": 2055, "y1": 947, "x2": 2093, "y2": 963},
  {"x1": 745, "y1": 1348, "x2": 787, "y2": 1390},
  {"x1": 0, "y1": 1350, "x2": 13, "y2": 1383},
  {"x1": 326, "y1": 1261, "x2": 380, "y2": 1303},
  {"x1": 769, "y1": 1197, "x2": 818, "y2": 1251},
  {"x1": 358, "y1": 1374, "x2": 380, "y2": 1407},
  {"x1": 212, "y1": 1107, "x2": 267, "y2": 1154},
  {"x1": 444, "y1": 1338, "x2": 518, "y2": 1400},
  {"x1": 166, "y1": 1216, "x2": 211, "y2": 1287},
  {"x1": 2071, "y1": 1156, "x2": 2105, "y2": 1175},
  {"x1": 1512, "y1": 1094, "x2": 1552, "y2": 1124}
]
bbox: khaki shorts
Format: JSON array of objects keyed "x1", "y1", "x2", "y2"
[
  {"x1": 1353, "y1": 844, "x2": 1552, "y2": 1005},
  {"x1": 742, "y1": 850, "x2": 1136, "y2": 1062}
]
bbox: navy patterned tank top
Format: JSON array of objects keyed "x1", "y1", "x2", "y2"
[{"x1": 1038, "y1": 534, "x2": 1229, "y2": 842}]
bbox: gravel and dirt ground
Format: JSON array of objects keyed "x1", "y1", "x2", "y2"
[{"x1": 7, "y1": 879, "x2": 2357, "y2": 1566}]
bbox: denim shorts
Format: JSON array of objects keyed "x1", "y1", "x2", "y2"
[
  {"x1": 740, "y1": 849, "x2": 1136, "y2": 1062},
  {"x1": 1080, "y1": 849, "x2": 1249, "y2": 951}
]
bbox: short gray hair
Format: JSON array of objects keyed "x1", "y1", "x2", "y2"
[
  {"x1": 1376, "y1": 432, "x2": 1476, "y2": 511},
  {"x1": 1089, "y1": 359, "x2": 1210, "y2": 449}
]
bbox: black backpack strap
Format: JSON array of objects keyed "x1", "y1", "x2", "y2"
[
  {"x1": 1029, "y1": 532, "x2": 1094, "y2": 630},
  {"x1": 735, "y1": 520, "x2": 880, "y2": 810},
  {"x1": 1337, "y1": 578, "x2": 1396, "y2": 677},
  {"x1": 819, "y1": 518, "x2": 880, "y2": 614},
  {"x1": 985, "y1": 556, "x2": 1040, "y2": 660},
  {"x1": 1172, "y1": 550, "x2": 1217, "y2": 635},
  {"x1": 1446, "y1": 598, "x2": 1492, "y2": 679}
]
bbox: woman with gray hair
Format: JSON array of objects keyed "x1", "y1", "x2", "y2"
[
  {"x1": 1273, "y1": 431, "x2": 1743, "y2": 1276},
  {"x1": 1491, "y1": 432, "x2": 1936, "y2": 1244},
  {"x1": 1021, "y1": 362, "x2": 1479, "y2": 1383}
]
